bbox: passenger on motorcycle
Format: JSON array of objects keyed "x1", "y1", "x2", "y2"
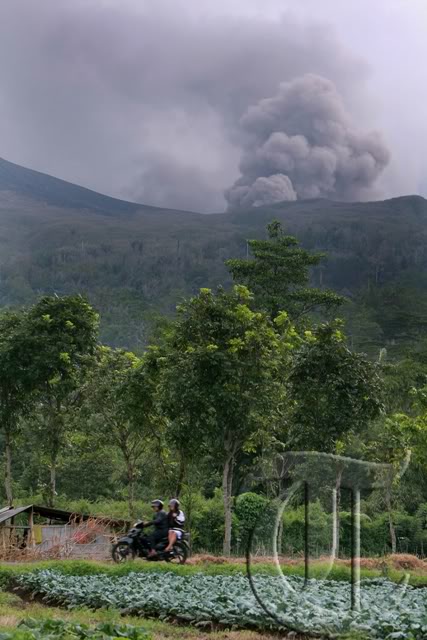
[
  {"x1": 165, "y1": 498, "x2": 185, "y2": 552},
  {"x1": 144, "y1": 499, "x2": 169, "y2": 556}
]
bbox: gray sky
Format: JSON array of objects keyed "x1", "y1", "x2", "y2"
[{"x1": 0, "y1": 0, "x2": 425, "y2": 212}]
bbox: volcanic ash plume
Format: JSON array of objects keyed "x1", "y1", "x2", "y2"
[{"x1": 225, "y1": 74, "x2": 390, "y2": 209}]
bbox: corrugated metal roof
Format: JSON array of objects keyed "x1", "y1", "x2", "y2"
[
  {"x1": 0, "y1": 504, "x2": 130, "y2": 529},
  {"x1": 0, "y1": 505, "x2": 32, "y2": 524},
  {"x1": 0, "y1": 506, "x2": 12, "y2": 514},
  {"x1": 32, "y1": 505, "x2": 130, "y2": 527},
  {"x1": 33, "y1": 505, "x2": 83, "y2": 522}
]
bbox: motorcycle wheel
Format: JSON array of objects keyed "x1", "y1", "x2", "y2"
[
  {"x1": 167, "y1": 542, "x2": 188, "y2": 564},
  {"x1": 111, "y1": 541, "x2": 136, "y2": 563}
]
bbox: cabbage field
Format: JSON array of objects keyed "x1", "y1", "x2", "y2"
[
  {"x1": 0, "y1": 619, "x2": 152, "y2": 640},
  {"x1": 17, "y1": 569, "x2": 427, "y2": 638}
]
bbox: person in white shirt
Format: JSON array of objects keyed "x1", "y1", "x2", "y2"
[{"x1": 165, "y1": 498, "x2": 185, "y2": 551}]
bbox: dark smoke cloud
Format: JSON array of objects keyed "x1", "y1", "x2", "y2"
[
  {"x1": 226, "y1": 74, "x2": 390, "y2": 209},
  {"x1": 0, "y1": 1, "x2": 401, "y2": 212}
]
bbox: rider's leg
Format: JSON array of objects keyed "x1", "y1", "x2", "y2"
[
  {"x1": 147, "y1": 531, "x2": 162, "y2": 556},
  {"x1": 165, "y1": 530, "x2": 177, "y2": 551}
]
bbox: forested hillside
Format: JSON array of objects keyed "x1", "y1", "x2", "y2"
[{"x1": 1, "y1": 157, "x2": 427, "y2": 356}]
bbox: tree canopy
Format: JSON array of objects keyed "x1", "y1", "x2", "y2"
[{"x1": 227, "y1": 220, "x2": 343, "y2": 320}]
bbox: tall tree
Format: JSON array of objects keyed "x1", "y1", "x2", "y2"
[
  {"x1": 226, "y1": 220, "x2": 343, "y2": 320},
  {"x1": 0, "y1": 310, "x2": 29, "y2": 504},
  {"x1": 287, "y1": 321, "x2": 384, "y2": 556},
  {"x1": 287, "y1": 321, "x2": 383, "y2": 451},
  {"x1": 161, "y1": 286, "x2": 292, "y2": 554},
  {"x1": 363, "y1": 414, "x2": 425, "y2": 553},
  {"x1": 367, "y1": 386, "x2": 427, "y2": 552},
  {"x1": 83, "y1": 347, "x2": 161, "y2": 517},
  {"x1": 20, "y1": 296, "x2": 99, "y2": 506}
]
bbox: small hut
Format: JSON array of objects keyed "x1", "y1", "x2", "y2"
[{"x1": 0, "y1": 505, "x2": 130, "y2": 559}]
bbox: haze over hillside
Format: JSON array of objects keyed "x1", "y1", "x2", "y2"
[
  {"x1": 1, "y1": 157, "x2": 427, "y2": 356},
  {"x1": 0, "y1": 157, "x2": 167, "y2": 215}
]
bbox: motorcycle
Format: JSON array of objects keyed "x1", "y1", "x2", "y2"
[{"x1": 111, "y1": 521, "x2": 189, "y2": 564}]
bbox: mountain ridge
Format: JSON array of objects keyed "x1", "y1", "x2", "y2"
[
  {"x1": 0, "y1": 156, "x2": 196, "y2": 216},
  {"x1": 1, "y1": 156, "x2": 427, "y2": 355},
  {"x1": 2, "y1": 155, "x2": 426, "y2": 220}
]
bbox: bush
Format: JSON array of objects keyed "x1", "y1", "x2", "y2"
[
  {"x1": 9, "y1": 494, "x2": 425, "y2": 557},
  {"x1": 188, "y1": 489, "x2": 241, "y2": 552},
  {"x1": 282, "y1": 500, "x2": 331, "y2": 555},
  {"x1": 234, "y1": 492, "x2": 269, "y2": 544}
]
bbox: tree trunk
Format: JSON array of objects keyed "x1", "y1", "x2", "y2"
[
  {"x1": 277, "y1": 517, "x2": 284, "y2": 556},
  {"x1": 222, "y1": 453, "x2": 234, "y2": 556},
  {"x1": 127, "y1": 461, "x2": 136, "y2": 519},
  {"x1": 4, "y1": 430, "x2": 13, "y2": 506},
  {"x1": 47, "y1": 405, "x2": 62, "y2": 508},
  {"x1": 175, "y1": 456, "x2": 186, "y2": 498},
  {"x1": 333, "y1": 467, "x2": 343, "y2": 559},
  {"x1": 385, "y1": 489, "x2": 397, "y2": 553},
  {"x1": 48, "y1": 460, "x2": 57, "y2": 508}
]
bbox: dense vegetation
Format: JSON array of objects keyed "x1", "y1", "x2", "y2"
[{"x1": 1, "y1": 219, "x2": 427, "y2": 560}]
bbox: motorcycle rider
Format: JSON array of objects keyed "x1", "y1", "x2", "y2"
[
  {"x1": 165, "y1": 498, "x2": 186, "y2": 552},
  {"x1": 144, "y1": 499, "x2": 169, "y2": 556}
]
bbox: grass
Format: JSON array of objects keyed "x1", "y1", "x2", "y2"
[
  {"x1": 0, "y1": 557, "x2": 426, "y2": 587},
  {"x1": 0, "y1": 587, "x2": 296, "y2": 640},
  {"x1": 0, "y1": 592, "x2": 370, "y2": 640}
]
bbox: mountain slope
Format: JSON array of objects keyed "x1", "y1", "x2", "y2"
[
  {"x1": 1, "y1": 157, "x2": 427, "y2": 355},
  {"x1": 0, "y1": 156, "x2": 180, "y2": 215}
]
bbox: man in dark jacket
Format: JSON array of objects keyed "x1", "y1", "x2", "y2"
[{"x1": 144, "y1": 499, "x2": 168, "y2": 556}]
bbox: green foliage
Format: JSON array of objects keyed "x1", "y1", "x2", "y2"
[
  {"x1": 2, "y1": 183, "x2": 427, "y2": 354},
  {"x1": 382, "y1": 357, "x2": 427, "y2": 415},
  {"x1": 2, "y1": 555, "x2": 427, "y2": 586},
  {"x1": 0, "y1": 309, "x2": 28, "y2": 420},
  {"x1": 162, "y1": 285, "x2": 290, "y2": 450},
  {"x1": 282, "y1": 500, "x2": 331, "y2": 555},
  {"x1": 188, "y1": 489, "x2": 227, "y2": 552},
  {"x1": 234, "y1": 492, "x2": 269, "y2": 544},
  {"x1": 1, "y1": 218, "x2": 427, "y2": 568},
  {"x1": 0, "y1": 618, "x2": 152, "y2": 640},
  {"x1": 0, "y1": 309, "x2": 29, "y2": 502},
  {"x1": 287, "y1": 320, "x2": 384, "y2": 450},
  {"x1": 18, "y1": 296, "x2": 99, "y2": 507},
  {"x1": 15, "y1": 569, "x2": 427, "y2": 637},
  {"x1": 15, "y1": 296, "x2": 99, "y2": 392},
  {"x1": 227, "y1": 220, "x2": 343, "y2": 319},
  {"x1": 81, "y1": 347, "x2": 158, "y2": 516},
  {"x1": 159, "y1": 285, "x2": 294, "y2": 552}
]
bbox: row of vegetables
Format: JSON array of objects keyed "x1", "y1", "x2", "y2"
[
  {"x1": 16, "y1": 569, "x2": 427, "y2": 638},
  {"x1": 0, "y1": 619, "x2": 152, "y2": 640}
]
